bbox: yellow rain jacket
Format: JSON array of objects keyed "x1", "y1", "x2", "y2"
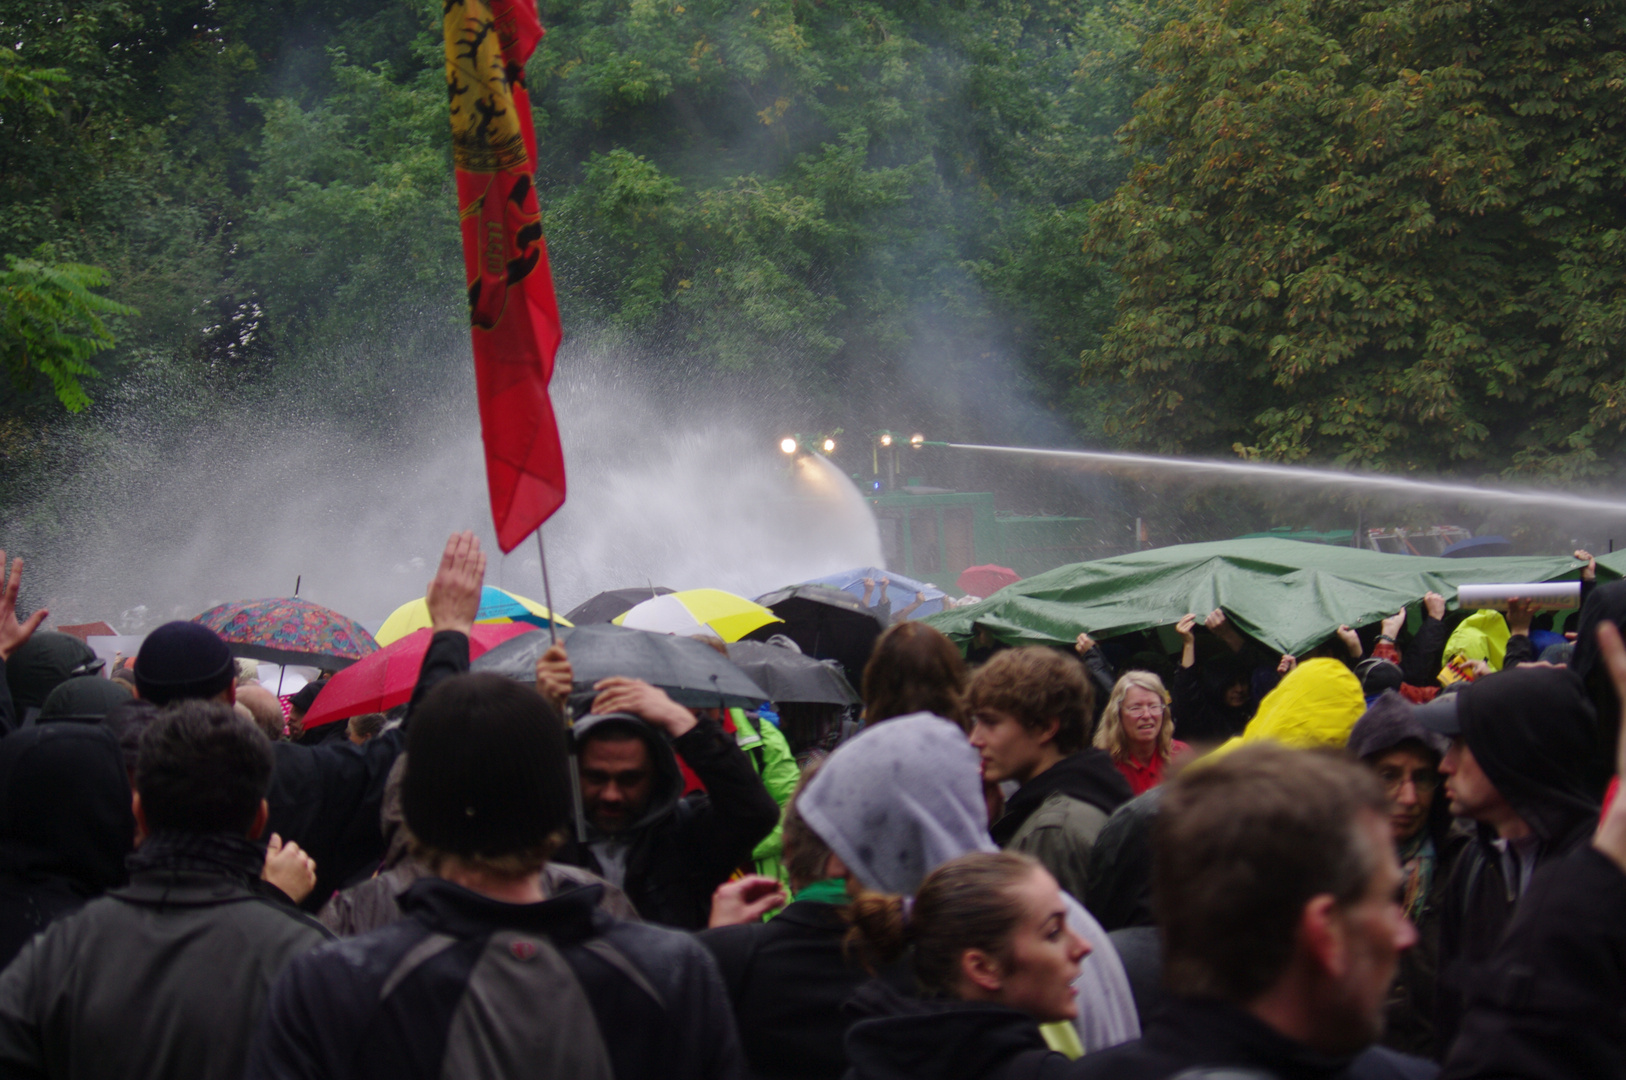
[
  {"x1": 1442, "y1": 609, "x2": 1511, "y2": 672},
  {"x1": 1207, "y1": 657, "x2": 1366, "y2": 758}
]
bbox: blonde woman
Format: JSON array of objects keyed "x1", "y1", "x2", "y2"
[{"x1": 1095, "y1": 671, "x2": 1190, "y2": 795}]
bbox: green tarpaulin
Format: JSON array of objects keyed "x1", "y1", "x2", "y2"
[{"x1": 925, "y1": 538, "x2": 1608, "y2": 657}]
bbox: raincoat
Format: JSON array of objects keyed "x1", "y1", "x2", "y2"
[
  {"x1": 1442, "y1": 609, "x2": 1511, "y2": 672},
  {"x1": 1208, "y1": 658, "x2": 1365, "y2": 758}
]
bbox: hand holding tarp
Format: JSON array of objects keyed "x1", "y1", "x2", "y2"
[
  {"x1": 1575, "y1": 549, "x2": 1597, "y2": 582},
  {"x1": 1590, "y1": 621, "x2": 1626, "y2": 874},
  {"x1": 1424, "y1": 592, "x2": 1446, "y2": 621},
  {"x1": 427, "y1": 531, "x2": 485, "y2": 636},
  {"x1": 0, "y1": 553, "x2": 47, "y2": 662},
  {"x1": 1506, "y1": 597, "x2": 1539, "y2": 637},
  {"x1": 1336, "y1": 625, "x2": 1362, "y2": 659},
  {"x1": 1075, "y1": 632, "x2": 1097, "y2": 655},
  {"x1": 1380, "y1": 609, "x2": 1406, "y2": 641}
]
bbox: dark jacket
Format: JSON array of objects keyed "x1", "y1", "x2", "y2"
[
  {"x1": 1065, "y1": 997, "x2": 1438, "y2": 1080},
  {"x1": 0, "y1": 724, "x2": 133, "y2": 969},
  {"x1": 992, "y1": 749, "x2": 1132, "y2": 905},
  {"x1": 1439, "y1": 845, "x2": 1626, "y2": 1080},
  {"x1": 1399, "y1": 616, "x2": 1450, "y2": 691},
  {"x1": 844, "y1": 982, "x2": 1074, "y2": 1080},
  {"x1": 265, "y1": 629, "x2": 468, "y2": 909},
  {"x1": 558, "y1": 711, "x2": 781, "y2": 929},
  {"x1": 1434, "y1": 669, "x2": 1601, "y2": 1049},
  {"x1": 0, "y1": 831, "x2": 330, "y2": 1080},
  {"x1": 1567, "y1": 580, "x2": 1626, "y2": 797},
  {"x1": 701, "y1": 898, "x2": 868, "y2": 1080},
  {"x1": 1346, "y1": 693, "x2": 1464, "y2": 1059},
  {"x1": 1170, "y1": 659, "x2": 1255, "y2": 744},
  {"x1": 246, "y1": 875, "x2": 747, "y2": 1080},
  {"x1": 1083, "y1": 788, "x2": 1163, "y2": 932}
]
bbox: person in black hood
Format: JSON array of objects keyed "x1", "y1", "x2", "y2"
[
  {"x1": 1414, "y1": 665, "x2": 1601, "y2": 1051},
  {"x1": 969, "y1": 647, "x2": 1132, "y2": 907},
  {"x1": 1346, "y1": 691, "x2": 1464, "y2": 1059},
  {"x1": 1081, "y1": 788, "x2": 1165, "y2": 1023},
  {"x1": 843, "y1": 851, "x2": 1088, "y2": 1080},
  {"x1": 0, "y1": 723, "x2": 133, "y2": 968},
  {"x1": 1565, "y1": 577, "x2": 1626, "y2": 797},
  {"x1": 1169, "y1": 611, "x2": 1262, "y2": 745},
  {"x1": 553, "y1": 675, "x2": 781, "y2": 929},
  {"x1": 37, "y1": 675, "x2": 132, "y2": 725},
  {"x1": 4, "y1": 631, "x2": 102, "y2": 730}
]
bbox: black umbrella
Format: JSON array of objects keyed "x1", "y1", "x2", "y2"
[
  {"x1": 472, "y1": 623, "x2": 769, "y2": 710},
  {"x1": 725, "y1": 641, "x2": 861, "y2": 706},
  {"x1": 752, "y1": 584, "x2": 885, "y2": 688},
  {"x1": 564, "y1": 587, "x2": 675, "y2": 626}
]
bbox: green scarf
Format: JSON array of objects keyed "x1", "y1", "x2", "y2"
[{"x1": 793, "y1": 878, "x2": 850, "y2": 905}]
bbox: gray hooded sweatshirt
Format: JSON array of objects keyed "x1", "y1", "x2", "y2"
[{"x1": 797, "y1": 712, "x2": 1140, "y2": 1053}]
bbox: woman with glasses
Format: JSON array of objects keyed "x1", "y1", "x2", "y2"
[
  {"x1": 1346, "y1": 690, "x2": 1469, "y2": 1060},
  {"x1": 1093, "y1": 672, "x2": 1191, "y2": 796}
]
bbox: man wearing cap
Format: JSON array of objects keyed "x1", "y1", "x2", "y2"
[
  {"x1": 1412, "y1": 667, "x2": 1602, "y2": 1050},
  {"x1": 245, "y1": 673, "x2": 747, "y2": 1080}
]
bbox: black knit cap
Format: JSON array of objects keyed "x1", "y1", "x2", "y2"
[
  {"x1": 403, "y1": 673, "x2": 571, "y2": 859},
  {"x1": 39, "y1": 675, "x2": 133, "y2": 723},
  {"x1": 134, "y1": 622, "x2": 235, "y2": 706}
]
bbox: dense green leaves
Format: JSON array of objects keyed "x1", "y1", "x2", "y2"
[
  {"x1": 1085, "y1": 0, "x2": 1626, "y2": 479},
  {"x1": 1, "y1": 252, "x2": 136, "y2": 411}
]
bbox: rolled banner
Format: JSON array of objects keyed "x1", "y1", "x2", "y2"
[{"x1": 1457, "y1": 581, "x2": 1581, "y2": 611}]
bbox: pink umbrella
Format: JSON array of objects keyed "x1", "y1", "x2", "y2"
[
  {"x1": 301, "y1": 623, "x2": 536, "y2": 729},
  {"x1": 957, "y1": 564, "x2": 1022, "y2": 598}
]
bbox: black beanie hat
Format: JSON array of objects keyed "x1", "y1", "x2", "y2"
[
  {"x1": 403, "y1": 673, "x2": 571, "y2": 860},
  {"x1": 5, "y1": 632, "x2": 103, "y2": 711},
  {"x1": 134, "y1": 622, "x2": 235, "y2": 706},
  {"x1": 39, "y1": 675, "x2": 133, "y2": 723}
]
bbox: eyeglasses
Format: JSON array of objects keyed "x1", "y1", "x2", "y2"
[
  {"x1": 1375, "y1": 767, "x2": 1440, "y2": 798},
  {"x1": 1122, "y1": 704, "x2": 1168, "y2": 718}
]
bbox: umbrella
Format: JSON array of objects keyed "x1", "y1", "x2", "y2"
[
  {"x1": 376, "y1": 586, "x2": 569, "y2": 646},
  {"x1": 195, "y1": 597, "x2": 378, "y2": 670},
  {"x1": 473, "y1": 624, "x2": 771, "y2": 710},
  {"x1": 807, "y1": 566, "x2": 947, "y2": 619},
  {"x1": 753, "y1": 584, "x2": 885, "y2": 689},
  {"x1": 565, "y1": 586, "x2": 675, "y2": 626},
  {"x1": 302, "y1": 622, "x2": 535, "y2": 728},
  {"x1": 957, "y1": 564, "x2": 1021, "y2": 598},
  {"x1": 724, "y1": 640, "x2": 860, "y2": 706},
  {"x1": 614, "y1": 589, "x2": 781, "y2": 642}
]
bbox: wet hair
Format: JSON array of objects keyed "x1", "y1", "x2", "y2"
[
  {"x1": 781, "y1": 758, "x2": 834, "y2": 893},
  {"x1": 1154, "y1": 744, "x2": 1389, "y2": 1004},
  {"x1": 967, "y1": 647, "x2": 1093, "y2": 754},
  {"x1": 136, "y1": 700, "x2": 274, "y2": 835},
  {"x1": 861, "y1": 622, "x2": 969, "y2": 729},
  {"x1": 347, "y1": 711, "x2": 387, "y2": 742},
  {"x1": 847, "y1": 851, "x2": 1042, "y2": 996},
  {"x1": 1095, "y1": 671, "x2": 1175, "y2": 763}
]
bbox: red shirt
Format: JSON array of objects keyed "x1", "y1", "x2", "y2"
[{"x1": 1114, "y1": 740, "x2": 1190, "y2": 796}]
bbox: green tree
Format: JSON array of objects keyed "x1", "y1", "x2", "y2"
[
  {"x1": 1, "y1": 252, "x2": 136, "y2": 411},
  {"x1": 1085, "y1": 0, "x2": 1626, "y2": 478}
]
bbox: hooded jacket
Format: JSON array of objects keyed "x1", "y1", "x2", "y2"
[
  {"x1": 2, "y1": 633, "x2": 101, "y2": 731},
  {"x1": 843, "y1": 982, "x2": 1075, "y2": 1080},
  {"x1": 1434, "y1": 666, "x2": 1602, "y2": 1051},
  {"x1": 0, "y1": 724, "x2": 133, "y2": 968},
  {"x1": 991, "y1": 749, "x2": 1133, "y2": 906},
  {"x1": 1566, "y1": 578, "x2": 1626, "y2": 797},
  {"x1": 555, "y1": 710, "x2": 780, "y2": 929},
  {"x1": 1169, "y1": 654, "x2": 1257, "y2": 744},
  {"x1": 1209, "y1": 658, "x2": 1365, "y2": 758},
  {"x1": 797, "y1": 714, "x2": 1141, "y2": 1053}
]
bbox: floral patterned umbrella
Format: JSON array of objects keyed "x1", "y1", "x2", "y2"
[{"x1": 194, "y1": 597, "x2": 379, "y2": 670}]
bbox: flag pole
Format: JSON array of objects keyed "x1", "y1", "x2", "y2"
[{"x1": 536, "y1": 526, "x2": 587, "y2": 842}]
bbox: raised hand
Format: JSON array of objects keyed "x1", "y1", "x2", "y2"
[
  {"x1": 1575, "y1": 549, "x2": 1597, "y2": 583},
  {"x1": 534, "y1": 643, "x2": 573, "y2": 712},
  {"x1": 262, "y1": 833, "x2": 317, "y2": 904},
  {"x1": 1380, "y1": 608, "x2": 1406, "y2": 639},
  {"x1": 1505, "y1": 597, "x2": 1539, "y2": 637},
  {"x1": 708, "y1": 874, "x2": 787, "y2": 927},
  {"x1": 590, "y1": 677, "x2": 697, "y2": 737},
  {"x1": 426, "y1": 531, "x2": 486, "y2": 635},
  {"x1": 1176, "y1": 613, "x2": 1198, "y2": 642},
  {"x1": 1075, "y1": 631, "x2": 1097, "y2": 654},
  {"x1": 1336, "y1": 625, "x2": 1362, "y2": 658},
  {"x1": 1423, "y1": 592, "x2": 1446, "y2": 621},
  {"x1": 1277, "y1": 654, "x2": 1297, "y2": 675},
  {"x1": 0, "y1": 553, "x2": 48, "y2": 662}
]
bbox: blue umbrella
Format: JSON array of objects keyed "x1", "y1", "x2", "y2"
[{"x1": 806, "y1": 567, "x2": 947, "y2": 619}]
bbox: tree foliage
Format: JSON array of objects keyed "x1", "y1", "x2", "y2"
[
  {"x1": 1, "y1": 252, "x2": 136, "y2": 412},
  {"x1": 1085, "y1": 0, "x2": 1626, "y2": 478}
]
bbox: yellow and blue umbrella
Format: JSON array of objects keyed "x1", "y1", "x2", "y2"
[
  {"x1": 613, "y1": 588, "x2": 781, "y2": 642},
  {"x1": 376, "y1": 585, "x2": 570, "y2": 646}
]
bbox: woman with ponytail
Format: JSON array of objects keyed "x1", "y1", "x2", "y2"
[{"x1": 843, "y1": 851, "x2": 1090, "y2": 1080}]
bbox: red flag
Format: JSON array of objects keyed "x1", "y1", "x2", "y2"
[{"x1": 443, "y1": 0, "x2": 565, "y2": 552}]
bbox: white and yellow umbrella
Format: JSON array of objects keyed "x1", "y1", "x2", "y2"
[
  {"x1": 376, "y1": 586, "x2": 571, "y2": 647},
  {"x1": 613, "y1": 588, "x2": 782, "y2": 642}
]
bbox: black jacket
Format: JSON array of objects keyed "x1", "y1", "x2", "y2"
[
  {"x1": 701, "y1": 898, "x2": 869, "y2": 1080},
  {"x1": 1065, "y1": 997, "x2": 1437, "y2": 1080},
  {"x1": 558, "y1": 712, "x2": 781, "y2": 929},
  {"x1": 246, "y1": 875, "x2": 747, "y2": 1080},
  {"x1": 1170, "y1": 661, "x2": 1254, "y2": 744},
  {"x1": 0, "y1": 724, "x2": 133, "y2": 969},
  {"x1": 1439, "y1": 845, "x2": 1626, "y2": 1080},
  {"x1": 0, "y1": 832, "x2": 330, "y2": 1080},
  {"x1": 844, "y1": 983, "x2": 1073, "y2": 1080},
  {"x1": 991, "y1": 749, "x2": 1133, "y2": 848},
  {"x1": 1083, "y1": 788, "x2": 1163, "y2": 932},
  {"x1": 264, "y1": 629, "x2": 468, "y2": 909},
  {"x1": 1434, "y1": 669, "x2": 1600, "y2": 1049}
]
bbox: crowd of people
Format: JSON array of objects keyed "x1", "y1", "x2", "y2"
[{"x1": 0, "y1": 534, "x2": 1622, "y2": 1080}]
